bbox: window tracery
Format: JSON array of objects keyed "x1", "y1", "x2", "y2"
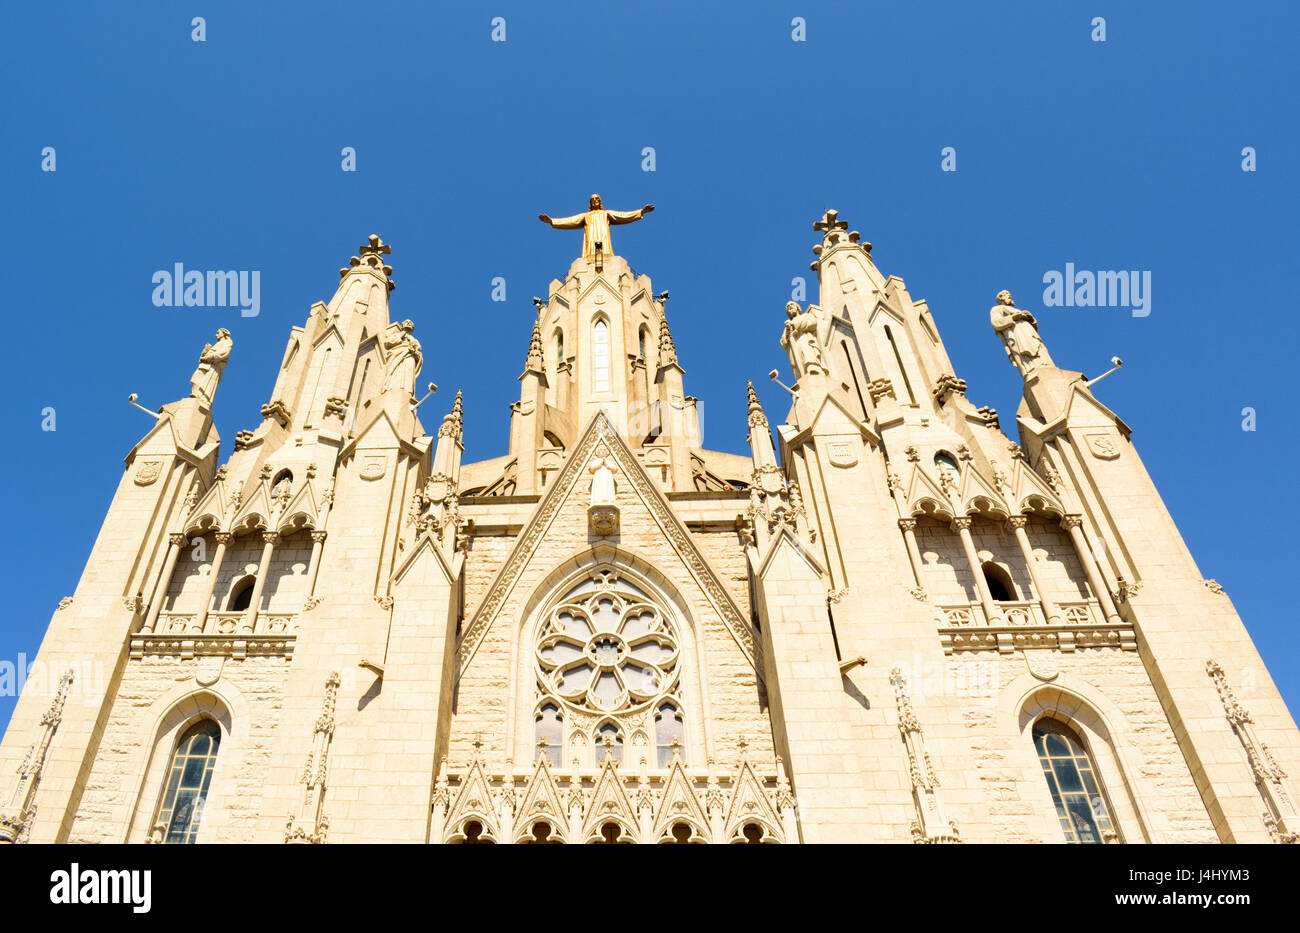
[{"x1": 534, "y1": 569, "x2": 685, "y2": 767}]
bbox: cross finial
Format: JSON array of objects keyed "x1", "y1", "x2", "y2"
[
  {"x1": 814, "y1": 209, "x2": 846, "y2": 234},
  {"x1": 471, "y1": 734, "x2": 484, "y2": 754},
  {"x1": 359, "y1": 234, "x2": 391, "y2": 259},
  {"x1": 737, "y1": 735, "x2": 749, "y2": 754},
  {"x1": 341, "y1": 234, "x2": 395, "y2": 290}
]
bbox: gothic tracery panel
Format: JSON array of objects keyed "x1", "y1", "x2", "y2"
[{"x1": 534, "y1": 568, "x2": 686, "y2": 767}]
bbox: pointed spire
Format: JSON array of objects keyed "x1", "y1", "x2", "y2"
[
  {"x1": 525, "y1": 317, "x2": 544, "y2": 372},
  {"x1": 438, "y1": 390, "x2": 464, "y2": 442},
  {"x1": 746, "y1": 381, "x2": 767, "y2": 430},
  {"x1": 746, "y1": 381, "x2": 777, "y2": 469},
  {"x1": 658, "y1": 314, "x2": 678, "y2": 367},
  {"x1": 339, "y1": 234, "x2": 395, "y2": 291}
]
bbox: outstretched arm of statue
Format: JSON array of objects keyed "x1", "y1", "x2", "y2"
[
  {"x1": 539, "y1": 212, "x2": 585, "y2": 229},
  {"x1": 607, "y1": 204, "x2": 654, "y2": 224}
]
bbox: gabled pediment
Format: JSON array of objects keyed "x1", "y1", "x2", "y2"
[
  {"x1": 903, "y1": 462, "x2": 953, "y2": 520},
  {"x1": 1011, "y1": 459, "x2": 1065, "y2": 516},
  {"x1": 957, "y1": 462, "x2": 1010, "y2": 519},
  {"x1": 454, "y1": 411, "x2": 760, "y2": 676},
  {"x1": 579, "y1": 757, "x2": 638, "y2": 841}
]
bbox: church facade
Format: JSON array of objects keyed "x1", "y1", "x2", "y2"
[{"x1": 2, "y1": 203, "x2": 1297, "y2": 844}]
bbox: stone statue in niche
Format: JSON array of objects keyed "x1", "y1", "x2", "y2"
[
  {"x1": 990, "y1": 290, "x2": 1053, "y2": 377},
  {"x1": 780, "y1": 301, "x2": 827, "y2": 377},
  {"x1": 189, "y1": 329, "x2": 233, "y2": 407},
  {"x1": 382, "y1": 319, "x2": 423, "y2": 398}
]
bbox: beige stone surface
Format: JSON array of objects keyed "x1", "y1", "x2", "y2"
[{"x1": 1, "y1": 215, "x2": 1295, "y2": 846}]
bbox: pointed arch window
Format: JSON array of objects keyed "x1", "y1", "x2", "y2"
[
  {"x1": 156, "y1": 720, "x2": 221, "y2": 844},
  {"x1": 594, "y1": 722, "x2": 624, "y2": 765},
  {"x1": 655, "y1": 702, "x2": 685, "y2": 767},
  {"x1": 934, "y1": 451, "x2": 960, "y2": 478},
  {"x1": 1033, "y1": 719, "x2": 1119, "y2": 844},
  {"x1": 534, "y1": 704, "x2": 563, "y2": 765},
  {"x1": 592, "y1": 319, "x2": 611, "y2": 394}
]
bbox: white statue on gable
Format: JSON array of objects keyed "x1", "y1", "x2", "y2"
[
  {"x1": 189, "y1": 329, "x2": 233, "y2": 407},
  {"x1": 780, "y1": 301, "x2": 828, "y2": 377},
  {"x1": 589, "y1": 456, "x2": 617, "y2": 506},
  {"x1": 381, "y1": 319, "x2": 423, "y2": 398},
  {"x1": 588, "y1": 454, "x2": 619, "y2": 536}
]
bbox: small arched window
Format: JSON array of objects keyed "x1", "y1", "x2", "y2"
[
  {"x1": 638, "y1": 326, "x2": 648, "y2": 361},
  {"x1": 228, "y1": 576, "x2": 256, "y2": 612},
  {"x1": 981, "y1": 562, "x2": 1017, "y2": 602},
  {"x1": 592, "y1": 319, "x2": 611, "y2": 393},
  {"x1": 156, "y1": 720, "x2": 221, "y2": 844},
  {"x1": 1033, "y1": 719, "x2": 1119, "y2": 844},
  {"x1": 594, "y1": 721, "x2": 623, "y2": 764},
  {"x1": 554, "y1": 329, "x2": 565, "y2": 368},
  {"x1": 655, "y1": 703, "x2": 685, "y2": 767},
  {"x1": 535, "y1": 704, "x2": 563, "y2": 765},
  {"x1": 934, "y1": 451, "x2": 960, "y2": 478}
]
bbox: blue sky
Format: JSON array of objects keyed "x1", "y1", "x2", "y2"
[{"x1": 1, "y1": 1, "x2": 1297, "y2": 732}]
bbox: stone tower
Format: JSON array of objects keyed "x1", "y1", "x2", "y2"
[{"x1": 1, "y1": 204, "x2": 1296, "y2": 845}]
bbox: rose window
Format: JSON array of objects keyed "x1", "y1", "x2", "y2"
[{"x1": 536, "y1": 571, "x2": 679, "y2": 714}]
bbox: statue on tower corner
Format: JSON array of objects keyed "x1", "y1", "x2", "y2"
[
  {"x1": 539, "y1": 194, "x2": 654, "y2": 260},
  {"x1": 382, "y1": 319, "x2": 423, "y2": 399},
  {"x1": 780, "y1": 301, "x2": 828, "y2": 377},
  {"x1": 189, "y1": 328, "x2": 233, "y2": 408},
  {"x1": 990, "y1": 290, "x2": 1053, "y2": 377}
]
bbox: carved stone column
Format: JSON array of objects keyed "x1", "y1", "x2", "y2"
[
  {"x1": 706, "y1": 759, "x2": 726, "y2": 844},
  {"x1": 635, "y1": 764, "x2": 655, "y2": 843},
  {"x1": 565, "y1": 764, "x2": 585, "y2": 843},
  {"x1": 897, "y1": 518, "x2": 927, "y2": 594},
  {"x1": 1061, "y1": 515, "x2": 1122, "y2": 623},
  {"x1": 304, "y1": 530, "x2": 328, "y2": 604},
  {"x1": 951, "y1": 517, "x2": 1002, "y2": 624},
  {"x1": 142, "y1": 533, "x2": 188, "y2": 634},
  {"x1": 195, "y1": 532, "x2": 232, "y2": 633},
  {"x1": 1008, "y1": 516, "x2": 1061, "y2": 624},
  {"x1": 497, "y1": 762, "x2": 517, "y2": 845},
  {"x1": 244, "y1": 532, "x2": 279, "y2": 634}
]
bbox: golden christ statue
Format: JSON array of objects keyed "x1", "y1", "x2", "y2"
[{"x1": 538, "y1": 194, "x2": 654, "y2": 259}]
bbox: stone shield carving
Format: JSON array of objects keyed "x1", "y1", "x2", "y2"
[
  {"x1": 828, "y1": 442, "x2": 858, "y2": 468},
  {"x1": 1084, "y1": 432, "x2": 1121, "y2": 460},
  {"x1": 134, "y1": 460, "x2": 163, "y2": 485},
  {"x1": 360, "y1": 456, "x2": 387, "y2": 481}
]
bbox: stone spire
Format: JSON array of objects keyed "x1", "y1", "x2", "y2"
[
  {"x1": 745, "y1": 382, "x2": 777, "y2": 472},
  {"x1": 525, "y1": 317, "x2": 545, "y2": 373},
  {"x1": 658, "y1": 314, "x2": 678, "y2": 367},
  {"x1": 439, "y1": 390, "x2": 464, "y2": 443}
]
